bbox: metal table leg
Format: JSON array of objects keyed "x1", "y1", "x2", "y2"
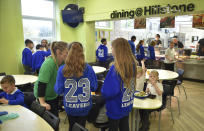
[
  {"x1": 136, "y1": 109, "x2": 140, "y2": 131},
  {"x1": 132, "y1": 109, "x2": 136, "y2": 131}
]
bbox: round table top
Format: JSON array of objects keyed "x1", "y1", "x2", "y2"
[
  {"x1": 92, "y1": 66, "x2": 106, "y2": 74},
  {"x1": 0, "y1": 75, "x2": 38, "y2": 85},
  {"x1": 133, "y1": 98, "x2": 162, "y2": 109},
  {"x1": 0, "y1": 105, "x2": 54, "y2": 131},
  {"x1": 0, "y1": 75, "x2": 38, "y2": 89},
  {"x1": 146, "y1": 69, "x2": 179, "y2": 80}
]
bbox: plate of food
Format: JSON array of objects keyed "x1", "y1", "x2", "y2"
[{"x1": 134, "y1": 91, "x2": 149, "y2": 99}]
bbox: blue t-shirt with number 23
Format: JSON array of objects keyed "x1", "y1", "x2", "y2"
[
  {"x1": 101, "y1": 65, "x2": 135, "y2": 119},
  {"x1": 54, "y1": 64, "x2": 97, "y2": 116}
]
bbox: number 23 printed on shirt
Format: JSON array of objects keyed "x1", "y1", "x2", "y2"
[
  {"x1": 98, "y1": 49, "x2": 104, "y2": 57},
  {"x1": 122, "y1": 80, "x2": 135, "y2": 102},
  {"x1": 65, "y1": 78, "x2": 90, "y2": 103}
]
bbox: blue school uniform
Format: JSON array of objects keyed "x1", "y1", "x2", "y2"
[
  {"x1": 96, "y1": 44, "x2": 108, "y2": 62},
  {"x1": 0, "y1": 88, "x2": 26, "y2": 107},
  {"x1": 22, "y1": 48, "x2": 32, "y2": 68},
  {"x1": 101, "y1": 65, "x2": 135, "y2": 119},
  {"x1": 54, "y1": 64, "x2": 97, "y2": 116},
  {"x1": 147, "y1": 45, "x2": 155, "y2": 60},
  {"x1": 128, "y1": 40, "x2": 136, "y2": 55},
  {"x1": 136, "y1": 45, "x2": 145, "y2": 60},
  {"x1": 32, "y1": 50, "x2": 51, "y2": 72}
]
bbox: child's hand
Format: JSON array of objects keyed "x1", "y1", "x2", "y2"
[
  {"x1": 0, "y1": 98, "x2": 9, "y2": 104},
  {"x1": 41, "y1": 103, "x2": 51, "y2": 110},
  {"x1": 141, "y1": 59, "x2": 145, "y2": 63},
  {"x1": 152, "y1": 81, "x2": 157, "y2": 87},
  {"x1": 146, "y1": 88, "x2": 150, "y2": 94}
]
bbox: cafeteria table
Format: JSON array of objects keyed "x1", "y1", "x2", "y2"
[
  {"x1": 131, "y1": 69, "x2": 179, "y2": 131},
  {"x1": 0, "y1": 75, "x2": 38, "y2": 89},
  {"x1": 146, "y1": 69, "x2": 179, "y2": 80},
  {"x1": 92, "y1": 66, "x2": 106, "y2": 74},
  {"x1": 0, "y1": 105, "x2": 54, "y2": 131},
  {"x1": 131, "y1": 97, "x2": 162, "y2": 131}
]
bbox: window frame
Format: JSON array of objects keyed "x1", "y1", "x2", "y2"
[{"x1": 21, "y1": 0, "x2": 56, "y2": 43}]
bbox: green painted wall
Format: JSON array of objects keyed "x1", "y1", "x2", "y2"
[
  {"x1": 56, "y1": 0, "x2": 77, "y2": 42},
  {"x1": 79, "y1": 0, "x2": 204, "y2": 21},
  {"x1": 0, "y1": 0, "x2": 24, "y2": 74},
  {"x1": 56, "y1": 0, "x2": 96, "y2": 63}
]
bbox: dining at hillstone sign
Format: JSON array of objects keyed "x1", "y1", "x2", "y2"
[{"x1": 110, "y1": 3, "x2": 195, "y2": 19}]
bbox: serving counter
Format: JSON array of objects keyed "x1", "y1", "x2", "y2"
[{"x1": 178, "y1": 59, "x2": 204, "y2": 80}]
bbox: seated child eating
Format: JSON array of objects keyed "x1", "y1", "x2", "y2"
[
  {"x1": 139, "y1": 70, "x2": 163, "y2": 131},
  {"x1": 0, "y1": 75, "x2": 25, "y2": 106}
]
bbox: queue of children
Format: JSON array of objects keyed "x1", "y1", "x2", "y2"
[{"x1": 22, "y1": 39, "x2": 51, "y2": 75}]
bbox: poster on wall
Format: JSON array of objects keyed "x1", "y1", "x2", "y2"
[
  {"x1": 160, "y1": 16, "x2": 175, "y2": 28},
  {"x1": 105, "y1": 31, "x2": 110, "y2": 41},
  {"x1": 193, "y1": 14, "x2": 204, "y2": 28},
  {"x1": 99, "y1": 30, "x2": 105, "y2": 39},
  {"x1": 95, "y1": 31, "x2": 98, "y2": 42},
  {"x1": 110, "y1": 31, "x2": 114, "y2": 41},
  {"x1": 134, "y1": 18, "x2": 146, "y2": 29}
]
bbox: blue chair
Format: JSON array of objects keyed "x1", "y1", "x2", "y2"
[{"x1": 176, "y1": 69, "x2": 187, "y2": 100}]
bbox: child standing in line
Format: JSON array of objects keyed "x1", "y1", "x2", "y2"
[
  {"x1": 96, "y1": 38, "x2": 108, "y2": 68},
  {"x1": 22, "y1": 39, "x2": 34, "y2": 74},
  {"x1": 32, "y1": 44, "x2": 51, "y2": 74},
  {"x1": 0, "y1": 75, "x2": 26, "y2": 107},
  {"x1": 136, "y1": 60, "x2": 146, "y2": 91},
  {"x1": 41, "y1": 39, "x2": 49, "y2": 51},
  {"x1": 128, "y1": 35, "x2": 136, "y2": 55},
  {"x1": 147, "y1": 41, "x2": 156, "y2": 60},
  {"x1": 164, "y1": 42, "x2": 178, "y2": 71},
  {"x1": 101, "y1": 38, "x2": 137, "y2": 131},
  {"x1": 54, "y1": 42, "x2": 97, "y2": 131},
  {"x1": 34, "y1": 41, "x2": 68, "y2": 117},
  {"x1": 136, "y1": 40, "x2": 145, "y2": 66},
  {"x1": 139, "y1": 70, "x2": 163, "y2": 131}
]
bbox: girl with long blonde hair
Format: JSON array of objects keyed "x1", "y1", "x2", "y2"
[
  {"x1": 54, "y1": 42, "x2": 97, "y2": 131},
  {"x1": 102, "y1": 38, "x2": 137, "y2": 131}
]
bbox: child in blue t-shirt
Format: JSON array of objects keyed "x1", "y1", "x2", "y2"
[
  {"x1": 128, "y1": 35, "x2": 136, "y2": 55},
  {"x1": 0, "y1": 75, "x2": 26, "y2": 107},
  {"x1": 54, "y1": 42, "x2": 97, "y2": 131},
  {"x1": 22, "y1": 39, "x2": 34, "y2": 74},
  {"x1": 136, "y1": 40, "x2": 145, "y2": 66},
  {"x1": 147, "y1": 41, "x2": 156, "y2": 60},
  {"x1": 32, "y1": 44, "x2": 51, "y2": 74},
  {"x1": 96, "y1": 38, "x2": 109, "y2": 68},
  {"x1": 101, "y1": 38, "x2": 137, "y2": 131}
]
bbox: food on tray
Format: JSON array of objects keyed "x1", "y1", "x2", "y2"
[{"x1": 134, "y1": 91, "x2": 147, "y2": 97}]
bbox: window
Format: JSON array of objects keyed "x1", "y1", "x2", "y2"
[
  {"x1": 121, "y1": 19, "x2": 134, "y2": 30},
  {"x1": 21, "y1": 0, "x2": 55, "y2": 46},
  {"x1": 95, "y1": 21, "x2": 112, "y2": 29}
]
